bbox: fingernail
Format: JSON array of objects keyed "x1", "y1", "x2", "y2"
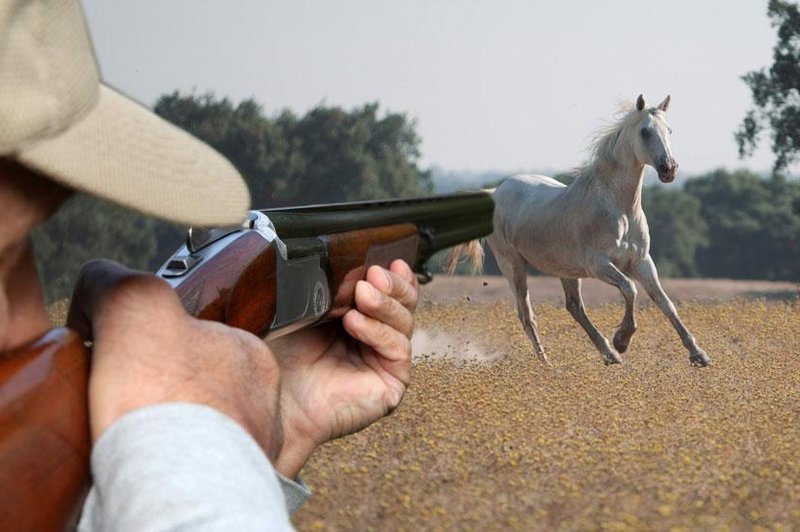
[{"x1": 382, "y1": 269, "x2": 393, "y2": 291}]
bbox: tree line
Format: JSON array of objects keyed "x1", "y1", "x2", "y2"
[
  {"x1": 33, "y1": 94, "x2": 433, "y2": 302},
  {"x1": 31, "y1": 0, "x2": 800, "y2": 303},
  {"x1": 33, "y1": 95, "x2": 800, "y2": 303}
]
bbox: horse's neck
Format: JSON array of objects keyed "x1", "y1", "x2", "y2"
[{"x1": 581, "y1": 143, "x2": 645, "y2": 215}]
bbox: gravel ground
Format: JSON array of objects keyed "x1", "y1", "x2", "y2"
[
  {"x1": 46, "y1": 278, "x2": 800, "y2": 530},
  {"x1": 421, "y1": 275, "x2": 800, "y2": 307},
  {"x1": 293, "y1": 289, "x2": 800, "y2": 531}
]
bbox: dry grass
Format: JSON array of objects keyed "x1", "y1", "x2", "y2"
[
  {"x1": 293, "y1": 298, "x2": 800, "y2": 531},
  {"x1": 48, "y1": 280, "x2": 800, "y2": 529},
  {"x1": 47, "y1": 298, "x2": 70, "y2": 326}
]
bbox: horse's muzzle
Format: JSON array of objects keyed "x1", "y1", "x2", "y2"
[{"x1": 657, "y1": 161, "x2": 678, "y2": 183}]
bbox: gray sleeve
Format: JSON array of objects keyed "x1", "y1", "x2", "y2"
[
  {"x1": 276, "y1": 472, "x2": 312, "y2": 514},
  {"x1": 77, "y1": 403, "x2": 294, "y2": 532}
]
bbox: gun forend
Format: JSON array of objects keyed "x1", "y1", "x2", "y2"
[{"x1": 156, "y1": 192, "x2": 494, "y2": 338}]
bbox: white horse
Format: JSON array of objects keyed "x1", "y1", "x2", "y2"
[{"x1": 448, "y1": 95, "x2": 710, "y2": 367}]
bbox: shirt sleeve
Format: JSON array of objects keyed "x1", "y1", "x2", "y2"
[
  {"x1": 77, "y1": 403, "x2": 294, "y2": 531},
  {"x1": 276, "y1": 472, "x2": 312, "y2": 514}
]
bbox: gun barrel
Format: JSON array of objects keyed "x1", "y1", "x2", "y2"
[{"x1": 261, "y1": 191, "x2": 494, "y2": 269}]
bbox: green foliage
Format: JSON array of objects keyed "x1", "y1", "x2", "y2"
[
  {"x1": 684, "y1": 168, "x2": 800, "y2": 280},
  {"x1": 30, "y1": 88, "x2": 800, "y2": 304},
  {"x1": 154, "y1": 93, "x2": 432, "y2": 206},
  {"x1": 35, "y1": 93, "x2": 434, "y2": 301},
  {"x1": 736, "y1": 0, "x2": 800, "y2": 172},
  {"x1": 33, "y1": 194, "x2": 159, "y2": 303},
  {"x1": 154, "y1": 93, "x2": 293, "y2": 205},
  {"x1": 642, "y1": 187, "x2": 709, "y2": 277}
]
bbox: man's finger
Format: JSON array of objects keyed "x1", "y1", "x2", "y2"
[
  {"x1": 66, "y1": 259, "x2": 179, "y2": 342},
  {"x1": 354, "y1": 279, "x2": 414, "y2": 338},
  {"x1": 365, "y1": 262, "x2": 418, "y2": 313},
  {"x1": 67, "y1": 259, "x2": 135, "y2": 340},
  {"x1": 342, "y1": 309, "x2": 411, "y2": 377},
  {"x1": 388, "y1": 260, "x2": 419, "y2": 312}
]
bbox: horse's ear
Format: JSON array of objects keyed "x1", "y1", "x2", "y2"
[
  {"x1": 636, "y1": 94, "x2": 645, "y2": 111},
  {"x1": 657, "y1": 95, "x2": 671, "y2": 112}
]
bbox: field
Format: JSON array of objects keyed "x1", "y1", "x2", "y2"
[{"x1": 292, "y1": 276, "x2": 800, "y2": 531}]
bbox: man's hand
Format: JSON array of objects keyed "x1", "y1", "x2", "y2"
[
  {"x1": 268, "y1": 260, "x2": 419, "y2": 478},
  {"x1": 67, "y1": 260, "x2": 284, "y2": 460},
  {"x1": 67, "y1": 258, "x2": 419, "y2": 478}
]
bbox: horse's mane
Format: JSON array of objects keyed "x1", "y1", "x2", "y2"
[{"x1": 571, "y1": 101, "x2": 651, "y2": 181}]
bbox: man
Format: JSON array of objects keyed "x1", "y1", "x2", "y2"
[{"x1": 1, "y1": 0, "x2": 418, "y2": 529}]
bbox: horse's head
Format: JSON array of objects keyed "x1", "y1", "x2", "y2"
[{"x1": 632, "y1": 95, "x2": 677, "y2": 183}]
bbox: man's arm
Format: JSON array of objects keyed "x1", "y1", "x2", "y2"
[
  {"x1": 68, "y1": 261, "x2": 289, "y2": 528},
  {"x1": 70, "y1": 258, "x2": 417, "y2": 526},
  {"x1": 78, "y1": 404, "x2": 293, "y2": 531}
]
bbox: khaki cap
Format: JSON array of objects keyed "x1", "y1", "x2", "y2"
[{"x1": 0, "y1": 0, "x2": 250, "y2": 226}]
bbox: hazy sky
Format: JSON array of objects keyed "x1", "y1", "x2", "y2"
[{"x1": 83, "y1": 0, "x2": 780, "y2": 177}]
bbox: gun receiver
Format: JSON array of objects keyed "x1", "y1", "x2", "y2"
[{"x1": 156, "y1": 192, "x2": 494, "y2": 339}]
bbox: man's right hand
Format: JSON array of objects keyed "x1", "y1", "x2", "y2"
[{"x1": 67, "y1": 259, "x2": 284, "y2": 461}]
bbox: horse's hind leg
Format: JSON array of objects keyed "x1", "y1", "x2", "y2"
[
  {"x1": 494, "y1": 250, "x2": 548, "y2": 364},
  {"x1": 600, "y1": 266, "x2": 639, "y2": 354},
  {"x1": 632, "y1": 255, "x2": 711, "y2": 367},
  {"x1": 561, "y1": 278, "x2": 623, "y2": 365}
]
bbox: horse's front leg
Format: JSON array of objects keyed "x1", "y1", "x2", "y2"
[
  {"x1": 632, "y1": 255, "x2": 711, "y2": 367},
  {"x1": 591, "y1": 260, "x2": 639, "y2": 355},
  {"x1": 561, "y1": 278, "x2": 622, "y2": 365}
]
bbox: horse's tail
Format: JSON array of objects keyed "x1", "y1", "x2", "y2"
[
  {"x1": 445, "y1": 240, "x2": 485, "y2": 276},
  {"x1": 444, "y1": 187, "x2": 495, "y2": 275}
]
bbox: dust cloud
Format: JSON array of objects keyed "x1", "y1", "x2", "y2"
[{"x1": 411, "y1": 328, "x2": 496, "y2": 363}]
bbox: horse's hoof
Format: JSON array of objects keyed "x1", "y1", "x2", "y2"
[
  {"x1": 690, "y1": 350, "x2": 711, "y2": 367},
  {"x1": 604, "y1": 353, "x2": 623, "y2": 365},
  {"x1": 613, "y1": 332, "x2": 631, "y2": 354}
]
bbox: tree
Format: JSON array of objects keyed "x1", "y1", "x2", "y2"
[
  {"x1": 642, "y1": 186, "x2": 708, "y2": 277},
  {"x1": 685, "y1": 168, "x2": 800, "y2": 280},
  {"x1": 736, "y1": 0, "x2": 800, "y2": 172},
  {"x1": 33, "y1": 194, "x2": 158, "y2": 303},
  {"x1": 277, "y1": 103, "x2": 432, "y2": 203},
  {"x1": 155, "y1": 93, "x2": 432, "y2": 206},
  {"x1": 35, "y1": 93, "x2": 434, "y2": 302},
  {"x1": 154, "y1": 93, "x2": 290, "y2": 206}
]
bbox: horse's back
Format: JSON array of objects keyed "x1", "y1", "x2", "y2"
[
  {"x1": 504, "y1": 173, "x2": 565, "y2": 189},
  {"x1": 490, "y1": 174, "x2": 589, "y2": 276},
  {"x1": 494, "y1": 174, "x2": 567, "y2": 213}
]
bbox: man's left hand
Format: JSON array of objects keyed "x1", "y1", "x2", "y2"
[{"x1": 268, "y1": 259, "x2": 418, "y2": 478}]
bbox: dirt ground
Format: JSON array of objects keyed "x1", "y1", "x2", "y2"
[
  {"x1": 420, "y1": 275, "x2": 799, "y2": 307},
  {"x1": 292, "y1": 277, "x2": 800, "y2": 531},
  {"x1": 45, "y1": 277, "x2": 800, "y2": 530}
]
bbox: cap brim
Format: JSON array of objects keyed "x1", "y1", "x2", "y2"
[{"x1": 17, "y1": 85, "x2": 250, "y2": 227}]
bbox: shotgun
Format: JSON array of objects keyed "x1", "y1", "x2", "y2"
[{"x1": 0, "y1": 191, "x2": 494, "y2": 530}]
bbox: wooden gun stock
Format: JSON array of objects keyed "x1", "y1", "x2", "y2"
[
  {"x1": 0, "y1": 329, "x2": 90, "y2": 531},
  {"x1": 0, "y1": 191, "x2": 494, "y2": 529}
]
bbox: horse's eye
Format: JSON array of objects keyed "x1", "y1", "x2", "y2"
[{"x1": 640, "y1": 128, "x2": 651, "y2": 139}]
